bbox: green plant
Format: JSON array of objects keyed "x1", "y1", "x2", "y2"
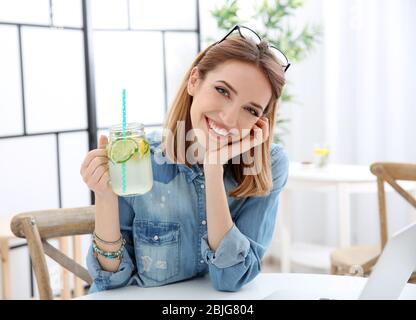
[{"x1": 210, "y1": 0, "x2": 322, "y2": 144}]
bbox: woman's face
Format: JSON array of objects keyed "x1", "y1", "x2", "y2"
[{"x1": 188, "y1": 60, "x2": 272, "y2": 151}]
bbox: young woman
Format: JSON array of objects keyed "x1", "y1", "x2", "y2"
[{"x1": 80, "y1": 26, "x2": 290, "y2": 293}]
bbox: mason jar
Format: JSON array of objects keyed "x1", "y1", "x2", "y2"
[{"x1": 107, "y1": 123, "x2": 153, "y2": 196}]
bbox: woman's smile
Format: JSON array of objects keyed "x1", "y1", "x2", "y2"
[{"x1": 205, "y1": 116, "x2": 233, "y2": 138}]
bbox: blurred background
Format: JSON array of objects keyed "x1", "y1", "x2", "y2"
[{"x1": 0, "y1": 0, "x2": 415, "y2": 299}]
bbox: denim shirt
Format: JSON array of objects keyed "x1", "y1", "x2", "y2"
[{"x1": 87, "y1": 130, "x2": 289, "y2": 293}]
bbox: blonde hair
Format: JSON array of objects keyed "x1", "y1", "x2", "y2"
[{"x1": 162, "y1": 36, "x2": 286, "y2": 198}]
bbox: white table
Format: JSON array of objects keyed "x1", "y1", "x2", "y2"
[
  {"x1": 275, "y1": 162, "x2": 416, "y2": 273},
  {"x1": 76, "y1": 273, "x2": 416, "y2": 300}
]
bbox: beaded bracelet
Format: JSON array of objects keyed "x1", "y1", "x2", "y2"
[{"x1": 92, "y1": 238, "x2": 126, "y2": 260}]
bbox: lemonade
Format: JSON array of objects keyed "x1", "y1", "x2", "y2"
[{"x1": 107, "y1": 123, "x2": 153, "y2": 196}]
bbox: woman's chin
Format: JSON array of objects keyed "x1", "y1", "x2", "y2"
[{"x1": 207, "y1": 135, "x2": 230, "y2": 149}]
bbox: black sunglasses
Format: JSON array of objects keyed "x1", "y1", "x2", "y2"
[{"x1": 217, "y1": 25, "x2": 291, "y2": 73}]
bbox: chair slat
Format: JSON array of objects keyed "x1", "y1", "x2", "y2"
[
  {"x1": 11, "y1": 206, "x2": 95, "y2": 239},
  {"x1": 43, "y1": 240, "x2": 92, "y2": 285},
  {"x1": 372, "y1": 162, "x2": 416, "y2": 181}
]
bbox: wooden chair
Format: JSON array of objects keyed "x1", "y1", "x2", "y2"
[
  {"x1": 10, "y1": 206, "x2": 95, "y2": 300},
  {"x1": 0, "y1": 216, "x2": 17, "y2": 299},
  {"x1": 330, "y1": 163, "x2": 416, "y2": 283}
]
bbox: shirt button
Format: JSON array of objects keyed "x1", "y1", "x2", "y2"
[
  {"x1": 201, "y1": 220, "x2": 207, "y2": 225},
  {"x1": 200, "y1": 184, "x2": 205, "y2": 189},
  {"x1": 153, "y1": 235, "x2": 159, "y2": 241}
]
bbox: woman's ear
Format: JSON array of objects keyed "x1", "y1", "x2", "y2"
[{"x1": 187, "y1": 67, "x2": 200, "y2": 96}]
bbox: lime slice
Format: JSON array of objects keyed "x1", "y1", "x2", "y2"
[{"x1": 109, "y1": 138, "x2": 138, "y2": 164}]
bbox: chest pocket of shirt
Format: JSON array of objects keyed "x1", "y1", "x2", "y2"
[{"x1": 134, "y1": 220, "x2": 180, "y2": 283}]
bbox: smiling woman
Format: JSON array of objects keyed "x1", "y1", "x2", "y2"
[
  {"x1": 84, "y1": 27, "x2": 290, "y2": 294},
  {"x1": 163, "y1": 35, "x2": 286, "y2": 198}
]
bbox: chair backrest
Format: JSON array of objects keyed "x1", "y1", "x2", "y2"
[
  {"x1": 10, "y1": 205, "x2": 95, "y2": 300},
  {"x1": 371, "y1": 163, "x2": 416, "y2": 249}
]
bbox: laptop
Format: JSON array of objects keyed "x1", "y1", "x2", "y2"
[{"x1": 264, "y1": 223, "x2": 416, "y2": 300}]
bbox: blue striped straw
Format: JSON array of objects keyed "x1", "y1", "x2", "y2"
[{"x1": 121, "y1": 89, "x2": 127, "y2": 194}]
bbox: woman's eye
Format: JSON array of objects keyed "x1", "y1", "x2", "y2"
[
  {"x1": 215, "y1": 87, "x2": 230, "y2": 98},
  {"x1": 246, "y1": 106, "x2": 259, "y2": 117}
]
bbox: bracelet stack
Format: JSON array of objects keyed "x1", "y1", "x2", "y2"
[{"x1": 92, "y1": 232, "x2": 126, "y2": 260}]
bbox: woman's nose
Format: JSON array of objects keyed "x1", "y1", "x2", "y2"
[{"x1": 219, "y1": 107, "x2": 239, "y2": 129}]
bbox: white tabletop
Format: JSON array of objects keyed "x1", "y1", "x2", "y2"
[
  {"x1": 77, "y1": 273, "x2": 416, "y2": 300},
  {"x1": 289, "y1": 162, "x2": 375, "y2": 183}
]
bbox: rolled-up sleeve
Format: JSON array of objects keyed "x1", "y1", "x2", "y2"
[
  {"x1": 201, "y1": 224, "x2": 250, "y2": 268},
  {"x1": 87, "y1": 196, "x2": 136, "y2": 292},
  {"x1": 201, "y1": 145, "x2": 289, "y2": 292}
]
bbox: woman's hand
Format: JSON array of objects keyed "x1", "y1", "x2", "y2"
[
  {"x1": 80, "y1": 135, "x2": 115, "y2": 198},
  {"x1": 204, "y1": 117, "x2": 270, "y2": 166}
]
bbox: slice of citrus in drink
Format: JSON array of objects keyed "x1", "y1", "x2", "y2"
[
  {"x1": 139, "y1": 139, "x2": 150, "y2": 157},
  {"x1": 109, "y1": 138, "x2": 138, "y2": 164},
  {"x1": 130, "y1": 137, "x2": 150, "y2": 159}
]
